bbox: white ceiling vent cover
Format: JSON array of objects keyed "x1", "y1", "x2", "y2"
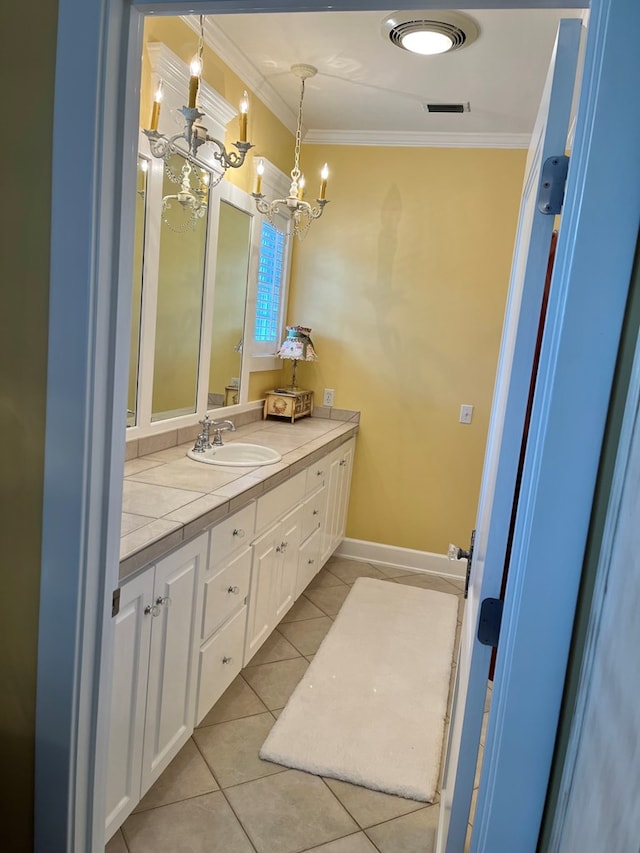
[{"x1": 382, "y1": 11, "x2": 480, "y2": 55}]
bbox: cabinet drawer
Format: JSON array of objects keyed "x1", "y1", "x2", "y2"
[
  {"x1": 296, "y1": 527, "x2": 322, "y2": 598},
  {"x1": 300, "y1": 485, "x2": 325, "y2": 543},
  {"x1": 210, "y1": 503, "x2": 256, "y2": 569},
  {"x1": 256, "y1": 471, "x2": 305, "y2": 532},
  {"x1": 196, "y1": 605, "x2": 246, "y2": 724},
  {"x1": 305, "y1": 461, "x2": 327, "y2": 494},
  {"x1": 201, "y1": 547, "x2": 251, "y2": 641}
]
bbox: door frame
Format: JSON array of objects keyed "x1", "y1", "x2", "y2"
[{"x1": 36, "y1": 1, "x2": 639, "y2": 851}]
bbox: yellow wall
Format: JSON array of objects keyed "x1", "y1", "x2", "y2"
[{"x1": 289, "y1": 145, "x2": 526, "y2": 553}]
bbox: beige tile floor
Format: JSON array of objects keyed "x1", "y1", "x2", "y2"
[{"x1": 107, "y1": 557, "x2": 478, "y2": 853}]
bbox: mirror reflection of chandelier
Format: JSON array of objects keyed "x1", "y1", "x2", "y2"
[
  {"x1": 252, "y1": 64, "x2": 330, "y2": 241},
  {"x1": 161, "y1": 159, "x2": 210, "y2": 233},
  {"x1": 143, "y1": 15, "x2": 252, "y2": 227}
]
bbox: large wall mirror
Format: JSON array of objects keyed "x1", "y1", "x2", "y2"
[
  {"x1": 208, "y1": 200, "x2": 251, "y2": 409},
  {"x1": 127, "y1": 43, "x2": 296, "y2": 439},
  {"x1": 151, "y1": 152, "x2": 210, "y2": 422},
  {"x1": 127, "y1": 155, "x2": 149, "y2": 428},
  {"x1": 125, "y1": 131, "x2": 276, "y2": 438}
]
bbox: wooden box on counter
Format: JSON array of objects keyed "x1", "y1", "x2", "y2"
[{"x1": 263, "y1": 389, "x2": 314, "y2": 423}]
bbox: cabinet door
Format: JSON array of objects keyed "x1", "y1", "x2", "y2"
[
  {"x1": 297, "y1": 526, "x2": 322, "y2": 598},
  {"x1": 321, "y1": 448, "x2": 343, "y2": 564},
  {"x1": 244, "y1": 522, "x2": 279, "y2": 664},
  {"x1": 274, "y1": 505, "x2": 302, "y2": 623},
  {"x1": 321, "y1": 439, "x2": 355, "y2": 565},
  {"x1": 105, "y1": 570, "x2": 153, "y2": 841},
  {"x1": 140, "y1": 533, "x2": 207, "y2": 795},
  {"x1": 334, "y1": 439, "x2": 355, "y2": 542}
]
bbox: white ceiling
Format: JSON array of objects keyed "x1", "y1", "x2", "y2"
[{"x1": 190, "y1": 7, "x2": 586, "y2": 148}]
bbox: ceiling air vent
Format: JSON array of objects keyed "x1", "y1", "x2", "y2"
[
  {"x1": 424, "y1": 103, "x2": 469, "y2": 114},
  {"x1": 382, "y1": 11, "x2": 479, "y2": 56}
]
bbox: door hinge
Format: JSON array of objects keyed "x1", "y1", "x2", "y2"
[
  {"x1": 477, "y1": 597, "x2": 504, "y2": 648},
  {"x1": 537, "y1": 155, "x2": 570, "y2": 215},
  {"x1": 111, "y1": 588, "x2": 121, "y2": 618}
]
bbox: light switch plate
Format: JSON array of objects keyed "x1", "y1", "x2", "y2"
[{"x1": 459, "y1": 404, "x2": 474, "y2": 424}]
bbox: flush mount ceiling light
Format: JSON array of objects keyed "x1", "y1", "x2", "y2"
[{"x1": 382, "y1": 10, "x2": 479, "y2": 56}]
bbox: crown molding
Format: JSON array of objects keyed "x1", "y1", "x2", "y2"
[
  {"x1": 304, "y1": 129, "x2": 531, "y2": 149},
  {"x1": 181, "y1": 15, "x2": 298, "y2": 135}
]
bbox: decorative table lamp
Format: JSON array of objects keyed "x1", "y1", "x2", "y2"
[{"x1": 263, "y1": 326, "x2": 318, "y2": 422}]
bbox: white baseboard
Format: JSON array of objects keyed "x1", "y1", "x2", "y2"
[{"x1": 334, "y1": 538, "x2": 466, "y2": 580}]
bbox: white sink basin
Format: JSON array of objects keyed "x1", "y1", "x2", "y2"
[{"x1": 187, "y1": 442, "x2": 282, "y2": 467}]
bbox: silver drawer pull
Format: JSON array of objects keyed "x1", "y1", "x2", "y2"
[
  {"x1": 155, "y1": 595, "x2": 171, "y2": 607},
  {"x1": 227, "y1": 585, "x2": 240, "y2": 595},
  {"x1": 144, "y1": 604, "x2": 160, "y2": 617},
  {"x1": 232, "y1": 528, "x2": 245, "y2": 538},
  {"x1": 222, "y1": 656, "x2": 232, "y2": 664}
]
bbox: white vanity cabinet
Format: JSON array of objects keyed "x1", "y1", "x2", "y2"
[
  {"x1": 244, "y1": 472, "x2": 306, "y2": 663},
  {"x1": 321, "y1": 438, "x2": 355, "y2": 565},
  {"x1": 295, "y1": 467, "x2": 327, "y2": 597},
  {"x1": 105, "y1": 532, "x2": 207, "y2": 841},
  {"x1": 195, "y1": 502, "x2": 256, "y2": 723}
]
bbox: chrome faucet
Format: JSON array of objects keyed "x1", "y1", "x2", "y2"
[
  {"x1": 192, "y1": 415, "x2": 235, "y2": 452},
  {"x1": 210, "y1": 419, "x2": 236, "y2": 446}
]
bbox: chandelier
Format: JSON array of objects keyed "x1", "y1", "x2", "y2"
[
  {"x1": 252, "y1": 64, "x2": 329, "y2": 241},
  {"x1": 161, "y1": 159, "x2": 210, "y2": 233},
  {"x1": 143, "y1": 16, "x2": 252, "y2": 230}
]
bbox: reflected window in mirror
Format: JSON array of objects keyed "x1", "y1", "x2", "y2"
[
  {"x1": 127, "y1": 156, "x2": 149, "y2": 428},
  {"x1": 151, "y1": 153, "x2": 210, "y2": 422},
  {"x1": 208, "y1": 200, "x2": 251, "y2": 409}
]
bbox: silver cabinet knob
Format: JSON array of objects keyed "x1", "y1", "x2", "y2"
[
  {"x1": 232, "y1": 528, "x2": 245, "y2": 538},
  {"x1": 155, "y1": 595, "x2": 171, "y2": 607},
  {"x1": 222, "y1": 656, "x2": 232, "y2": 664},
  {"x1": 144, "y1": 604, "x2": 160, "y2": 617},
  {"x1": 312, "y1": 509, "x2": 319, "y2": 515},
  {"x1": 308, "y1": 558, "x2": 315, "y2": 565},
  {"x1": 339, "y1": 459, "x2": 347, "y2": 467},
  {"x1": 227, "y1": 585, "x2": 240, "y2": 594},
  {"x1": 316, "y1": 469, "x2": 323, "y2": 477}
]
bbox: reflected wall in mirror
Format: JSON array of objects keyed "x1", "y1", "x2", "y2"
[
  {"x1": 127, "y1": 156, "x2": 149, "y2": 428},
  {"x1": 151, "y1": 152, "x2": 210, "y2": 422},
  {"x1": 208, "y1": 200, "x2": 251, "y2": 408}
]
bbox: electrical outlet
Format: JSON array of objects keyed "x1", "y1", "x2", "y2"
[
  {"x1": 459, "y1": 404, "x2": 474, "y2": 424},
  {"x1": 323, "y1": 388, "x2": 335, "y2": 407}
]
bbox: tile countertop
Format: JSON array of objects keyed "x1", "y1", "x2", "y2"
[{"x1": 119, "y1": 415, "x2": 359, "y2": 581}]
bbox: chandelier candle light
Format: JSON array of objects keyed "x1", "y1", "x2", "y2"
[
  {"x1": 253, "y1": 64, "x2": 329, "y2": 241},
  {"x1": 143, "y1": 16, "x2": 253, "y2": 195}
]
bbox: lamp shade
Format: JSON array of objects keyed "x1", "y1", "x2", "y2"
[{"x1": 276, "y1": 326, "x2": 318, "y2": 362}]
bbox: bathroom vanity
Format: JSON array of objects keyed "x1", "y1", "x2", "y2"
[{"x1": 105, "y1": 415, "x2": 357, "y2": 841}]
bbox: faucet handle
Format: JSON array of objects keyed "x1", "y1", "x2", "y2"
[{"x1": 199, "y1": 414, "x2": 213, "y2": 428}]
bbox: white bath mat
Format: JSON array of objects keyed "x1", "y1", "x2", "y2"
[{"x1": 259, "y1": 576, "x2": 458, "y2": 802}]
